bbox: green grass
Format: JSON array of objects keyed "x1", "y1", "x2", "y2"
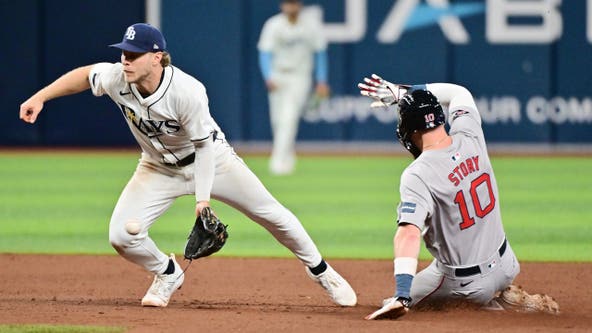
[
  {"x1": 0, "y1": 152, "x2": 590, "y2": 261},
  {"x1": 0, "y1": 325, "x2": 124, "y2": 333}
]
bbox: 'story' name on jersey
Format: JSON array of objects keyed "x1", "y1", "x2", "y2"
[{"x1": 448, "y1": 155, "x2": 480, "y2": 186}]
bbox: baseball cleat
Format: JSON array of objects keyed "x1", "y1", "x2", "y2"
[
  {"x1": 306, "y1": 264, "x2": 357, "y2": 306},
  {"x1": 141, "y1": 254, "x2": 184, "y2": 307},
  {"x1": 498, "y1": 285, "x2": 560, "y2": 315},
  {"x1": 365, "y1": 297, "x2": 409, "y2": 320}
]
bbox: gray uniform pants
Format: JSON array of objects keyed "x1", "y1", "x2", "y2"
[{"x1": 411, "y1": 241, "x2": 520, "y2": 307}]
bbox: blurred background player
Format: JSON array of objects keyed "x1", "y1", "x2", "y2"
[
  {"x1": 358, "y1": 76, "x2": 524, "y2": 319},
  {"x1": 258, "y1": 0, "x2": 329, "y2": 175}
]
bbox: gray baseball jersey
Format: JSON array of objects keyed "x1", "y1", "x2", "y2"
[
  {"x1": 397, "y1": 88, "x2": 505, "y2": 267},
  {"x1": 396, "y1": 83, "x2": 519, "y2": 307}
]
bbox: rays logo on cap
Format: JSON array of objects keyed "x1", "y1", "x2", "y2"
[
  {"x1": 125, "y1": 27, "x2": 136, "y2": 40},
  {"x1": 110, "y1": 23, "x2": 167, "y2": 53}
]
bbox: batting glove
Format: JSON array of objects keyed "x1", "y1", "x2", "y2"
[
  {"x1": 358, "y1": 74, "x2": 409, "y2": 108},
  {"x1": 364, "y1": 296, "x2": 411, "y2": 320}
]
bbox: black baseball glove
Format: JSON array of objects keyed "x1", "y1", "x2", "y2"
[{"x1": 184, "y1": 207, "x2": 228, "y2": 260}]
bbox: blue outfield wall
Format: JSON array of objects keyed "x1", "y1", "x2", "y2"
[
  {"x1": 1, "y1": 0, "x2": 145, "y2": 146},
  {"x1": 2, "y1": 0, "x2": 591, "y2": 146}
]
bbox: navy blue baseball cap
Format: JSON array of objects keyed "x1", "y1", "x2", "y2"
[{"x1": 109, "y1": 23, "x2": 166, "y2": 53}]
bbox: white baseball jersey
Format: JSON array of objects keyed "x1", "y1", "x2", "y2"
[
  {"x1": 89, "y1": 63, "x2": 224, "y2": 163},
  {"x1": 397, "y1": 84, "x2": 505, "y2": 267},
  {"x1": 89, "y1": 63, "x2": 224, "y2": 201},
  {"x1": 257, "y1": 11, "x2": 326, "y2": 76}
]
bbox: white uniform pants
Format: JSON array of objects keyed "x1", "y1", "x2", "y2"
[
  {"x1": 268, "y1": 72, "x2": 312, "y2": 173},
  {"x1": 410, "y1": 241, "x2": 520, "y2": 307},
  {"x1": 108, "y1": 139, "x2": 322, "y2": 274}
]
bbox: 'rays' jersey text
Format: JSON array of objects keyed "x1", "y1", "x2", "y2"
[{"x1": 89, "y1": 63, "x2": 225, "y2": 165}]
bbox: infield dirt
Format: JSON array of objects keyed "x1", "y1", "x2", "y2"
[{"x1": 0, "y1": 255, "x2": 590, "y2": 332}]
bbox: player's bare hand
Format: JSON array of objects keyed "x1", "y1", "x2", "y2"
[
  {"x1": 265, "y1": 80, "x2": 278, "y2": 92},
  {"x1": 365, "y1": 297, "x2": 410, "y2": 320},
  {"x1": 315, "y1": 82, "x2": 330, "y2": 98},
  {"x1": 19, "y1": 96, "x2": 45, "y2": 124},
  {"x1": 195, "y1": 201, "x2": 212, "y2": 216},
  {"x1": 358, "y1": 74, "x2": 408, "y2": 108}
]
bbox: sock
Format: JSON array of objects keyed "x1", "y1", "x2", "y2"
[
  {"x1": 309, "y1": 259, "x2": 328, "y2": 276},
  {"x1": 163, "y1": 259, "x2": 175, "y2": 275}
]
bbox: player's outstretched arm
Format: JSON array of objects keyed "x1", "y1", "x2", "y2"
[
  {"x1": 424, "y1": 83, "x2": 477, "y2": 111},
  {"x1": 20, "y1": 65, "x2": 94, "y2": 124},
  {"x1": 366, "y1": 224, "x2": 421, "y2": 320}
]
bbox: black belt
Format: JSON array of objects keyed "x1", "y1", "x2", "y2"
[
  {"x1": 163, "y1": 152, "x2": 195, "y2": 167},
  {"x1": 455, "y1": 238, "x2": 507, "y2": 277},
  {"x1": 161, "y1": 131, "x2": 217, "y2": 168}
]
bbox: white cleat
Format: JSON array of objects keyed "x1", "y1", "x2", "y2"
[
  {"x1": 306, "y1": 264, "x2": 357, "y2": 306},
  {"x1": 141, "y1": 254, "x2": 184, "y2": 307}
]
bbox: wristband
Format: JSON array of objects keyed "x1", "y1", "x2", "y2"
[
  {"x1": 393, "y1": 257, "x2": 417, "y2": 300},
  {"x1": 395, "y1": 274, "x2": 414, "y2": 299},
  {"x1": 394, "y1": 257, "x2": 418, "y2": 276}
]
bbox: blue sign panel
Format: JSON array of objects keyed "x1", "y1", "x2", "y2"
[{"x1": 1, "y1": 0, "x2": 590, "y2": 145}]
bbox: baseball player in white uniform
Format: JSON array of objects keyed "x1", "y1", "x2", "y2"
[
  {"x1": 19, "y1": 23, "x2": 356, "y2": 308},
  {"x1": 258, "y1": 0, "x2": 329, "y2": 175},
  {"x1": 358, "y1": 76, "x2": 520, "y2": 319}
]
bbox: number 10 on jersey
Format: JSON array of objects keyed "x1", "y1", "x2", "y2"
[{"x1": 454, "y1": 173, "x2": 496, "y2": 230}]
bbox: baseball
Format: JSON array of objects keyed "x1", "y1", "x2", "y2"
[{"x1": 125, "y1": 220, "x2": 142, "y2": 235}]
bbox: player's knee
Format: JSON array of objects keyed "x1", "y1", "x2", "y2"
[{"x1": 109, "y1": 219, "x2": 144, "y2": 250}]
